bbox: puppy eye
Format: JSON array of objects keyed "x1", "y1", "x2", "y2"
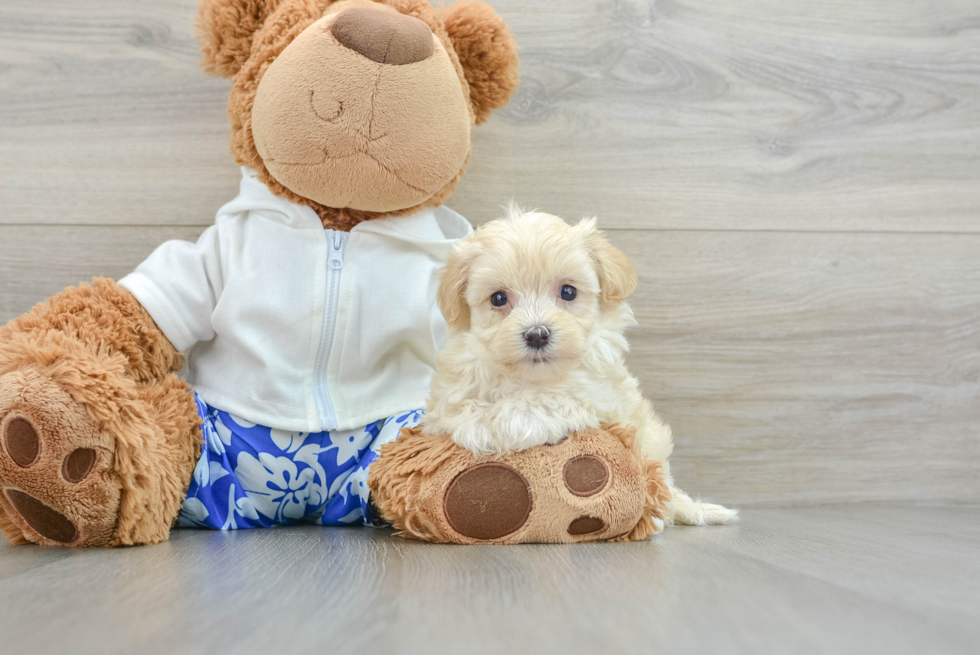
[
  {"x1": 560, "y1": 285, "x2": 577, "y2": 301},
  {"x1": 490, "y1": 291, "x2": 508, "y2": 307}
]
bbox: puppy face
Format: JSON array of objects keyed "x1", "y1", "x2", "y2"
[{"x1": 438, "y1": 208, "x2": 637, "y2": 381}]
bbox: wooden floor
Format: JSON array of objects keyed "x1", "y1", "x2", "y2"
[
  {"x1": 1, "y1": 1, "x2": 978, "y2": 652},
  {"x1": 0, "y1": 505, "x2": 976, "y2": 655}
]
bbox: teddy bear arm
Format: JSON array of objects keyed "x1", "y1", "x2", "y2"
[{"x1": 1, "y1": 277, "x2": 184, "y2": 384}]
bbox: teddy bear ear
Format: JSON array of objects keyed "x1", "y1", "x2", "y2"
[
  {"x1": 438, "y1": 1, "x2": 520, "y2": 124},
  {"x1": 196, "y1": 0, "x2": 279, "y2": 78}
]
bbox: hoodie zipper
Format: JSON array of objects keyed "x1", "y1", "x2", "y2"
[{"x1": 313, "y1": 229, "x2": 348, "y2": 430}]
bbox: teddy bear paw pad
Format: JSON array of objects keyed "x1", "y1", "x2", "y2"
[
  {"x1": 4, "y1": 489, "x2": 77, "y2": 543},
  {"x1": 444, "y1": 463, "x2": 532, "y2": 540},
  {"x1": 563, "y1": 455, "x2": 609, "y2": 496},
  {"x1": 568, "y1": 515, "x2": 605, "y2": 535},
  {"x1": 4, "y1": 417, "x2": 40, "y2": 467},
  {"x1": 62, "y1": 448, "x2": 96, "y2": 483}
]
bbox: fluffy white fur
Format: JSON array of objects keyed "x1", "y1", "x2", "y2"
[{"x1": 422, "y1": 206, "x2": 736, "y2": 526}]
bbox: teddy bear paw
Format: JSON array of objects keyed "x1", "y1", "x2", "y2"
[
  {"x1": 370, "y1": 426, "x2": 668, "y2": 544},
  {"x1": 0, "y1": 369, "x2": 120, "y2": 546},
  {"x1": 442, "y1": 453, "x2": 620, "y2": 541}
]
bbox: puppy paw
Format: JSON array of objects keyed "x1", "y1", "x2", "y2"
[{"x1": 669, "y1": 488, "x2": 739, "y2": 526}]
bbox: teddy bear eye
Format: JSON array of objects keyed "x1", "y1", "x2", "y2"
[
  {"x1": 490, "y1": 291, "x2": 508, "y2": 307},
  {"x1": 560, "y1": 285, "x2": 577, "y2": 301}
]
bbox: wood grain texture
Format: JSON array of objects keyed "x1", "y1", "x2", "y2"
[
  {"x1": 0, "y1": 226, "x2": 204, "y2": 321},
  {"x1": 1, "y1": 0, "x2": 978, "y2": 230},
  {"x1": 1, "y1": 226, "x2": 977, "y2": 506},
  {"x1": 0, "y1": 507, "x2": 978, "y2": 655},
  {"x1": 613, "y1": 228, "x2": 980, "y2": 506},
  {"x1": 0, "y1": 0, "x2": 237, "y2": 227},
  {"x1": 463, "y1": 0, "x2": 980, "y2": 232}
]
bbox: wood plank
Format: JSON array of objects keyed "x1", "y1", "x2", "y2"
[
  {"x1": 0, "y1": 508, "x2": 978, "y2": 655},
  {"x1": 611, "y1": 228, "x2": 980, "y2": 506},
  {"x1": 460, "y1": 0, "x2": 980, "y2": 232},
  {"x1": 0, "y1": 0, "x2": 238, "y2": 227},
  {"x1": 682, "y1": 505, "x2": 980, "y2": 623},
  {"x1": 0, "y1": 544, "x2": 73, "y2": 582},
  {"x1": 1, "y1": 225, "x2": 977, "y2": 506},
  {"x1": 2, "y1": 0, "x2": 979, "y2": 231},
  {"x1": 0, "y1": 225, "x2": 205, "y2": 321}
]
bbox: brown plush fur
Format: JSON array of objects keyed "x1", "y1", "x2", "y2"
[
  {"x1": 0, "y1": 280, "x2": 201, "y2": 546},
  {"x1": 369, "y1": 429, "x2": 458, "y2": 541},
  {"x1": 249, "y1": 1, "x2": 473, "y2": 213},
  {"x1": 0, "y1": 278, "x2": 183, "y2": 384},
  {"x1": 111, "y1": 373, "x2": 202, "y2": 546},
  {"x1": 198, "y1": 0, "x2": 287, "y2": 77},
  {"x1": 369, "y1": 425, "x2": 670, "y2": 544},
  {"x1": 437, "y1": 1, "x2": 519, "y2": 125},
  {"x1": 200, "y1": 0, "x2": 519, "y2": 229},
  {"x1": 602, "y1": 423, "x2": 670, "y2": 540}
]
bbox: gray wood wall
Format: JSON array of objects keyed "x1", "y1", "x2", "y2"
[{"x1": 1, "y1": 0, "x2": 977, "y2": 507}]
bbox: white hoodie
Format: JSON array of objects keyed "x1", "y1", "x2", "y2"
[{"x1": 119, "y1": 167, "x2": 472, "y2": 432}]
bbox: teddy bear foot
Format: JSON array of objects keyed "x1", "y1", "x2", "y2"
[
  {"x1": 370, "y1": 425, "x2": 670, "y2": 544},
  {"x1": 0, "y1": 369, "x2": 121, "y2": 546}
]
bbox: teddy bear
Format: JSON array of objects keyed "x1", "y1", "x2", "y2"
[{"x1": 0, "y1": 0, "x2": 668, "y2": 547}]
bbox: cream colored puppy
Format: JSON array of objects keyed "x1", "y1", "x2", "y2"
[{"x1": 421, "y1": 206, "x2": 736, "y2": 526}]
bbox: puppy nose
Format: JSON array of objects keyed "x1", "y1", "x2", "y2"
[
  {"x1": 523, "y1": 325, "x2": 551, "y2": 350},
  {"x1": 331, "y1": 7, "x2": 434, "y2": 65}
]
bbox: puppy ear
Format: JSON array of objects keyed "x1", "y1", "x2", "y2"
[
  {"x1": 582, "y1": 219, "x2": 637, "y2": 303},
  {"x1": 197, "y1": 0, "x2": 279, "y2": 78},
  {"x1": 437, "y1": 239, "x2": 481, "y2": 330},
  {"x1": 438, "y1": 1, "x2": 520, "y2": 124}
]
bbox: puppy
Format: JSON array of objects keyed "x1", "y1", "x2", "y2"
[{"x1": 421, "y1": 206, "x2": 736, "y2": 526}]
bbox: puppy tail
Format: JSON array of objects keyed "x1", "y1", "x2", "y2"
[{"x1": 667, "y1": 485, "x2": 738, "y2": 526}]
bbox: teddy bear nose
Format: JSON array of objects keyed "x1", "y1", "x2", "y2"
[{"x1": 331, "y1": 6, "x2": 435, "y2": 65}]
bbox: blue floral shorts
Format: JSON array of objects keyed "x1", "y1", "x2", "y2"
[{"x1": 177, "y1": 392, "x2": 422, "y2": 530}]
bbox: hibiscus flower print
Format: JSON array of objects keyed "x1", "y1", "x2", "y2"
[
  {"x1": 325, "y1": 427, "x2": 372, "y2": 467},
  {"x1": 269, "y1": 429, "x2": 313, "y2": 454},
  {"x1": 234, "y1": 452, "x2": 321, "y2": 523}
]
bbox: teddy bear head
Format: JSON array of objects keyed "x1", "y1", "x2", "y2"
[{"x1": 197, "y1": 0, "x2": 520, "y2": 229}]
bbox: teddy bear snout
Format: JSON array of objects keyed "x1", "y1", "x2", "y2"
[
  {"x1": 249, "y1": 3, "x2": 471, "y2": 212},
  {"x1": 331, "y1": 6, "x2": 434, "y2": 66}
]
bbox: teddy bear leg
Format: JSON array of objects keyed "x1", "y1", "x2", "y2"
[
  {"x1": 110, "y1": 373, "x2": 201, "y2": 545},
  {"x1": 371, "y1": 426, "x2": 673, "y2": 544},
  {"x1": 0, "y1": 369, "x2": 201, "y2": 547},
  {"x1": 0, "y1": 279, "x2": 198, "y2": 546}
]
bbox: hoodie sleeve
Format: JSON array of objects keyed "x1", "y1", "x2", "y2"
[{"x1": 118, "y1": 224, "x2": 223, "y2": 352}]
